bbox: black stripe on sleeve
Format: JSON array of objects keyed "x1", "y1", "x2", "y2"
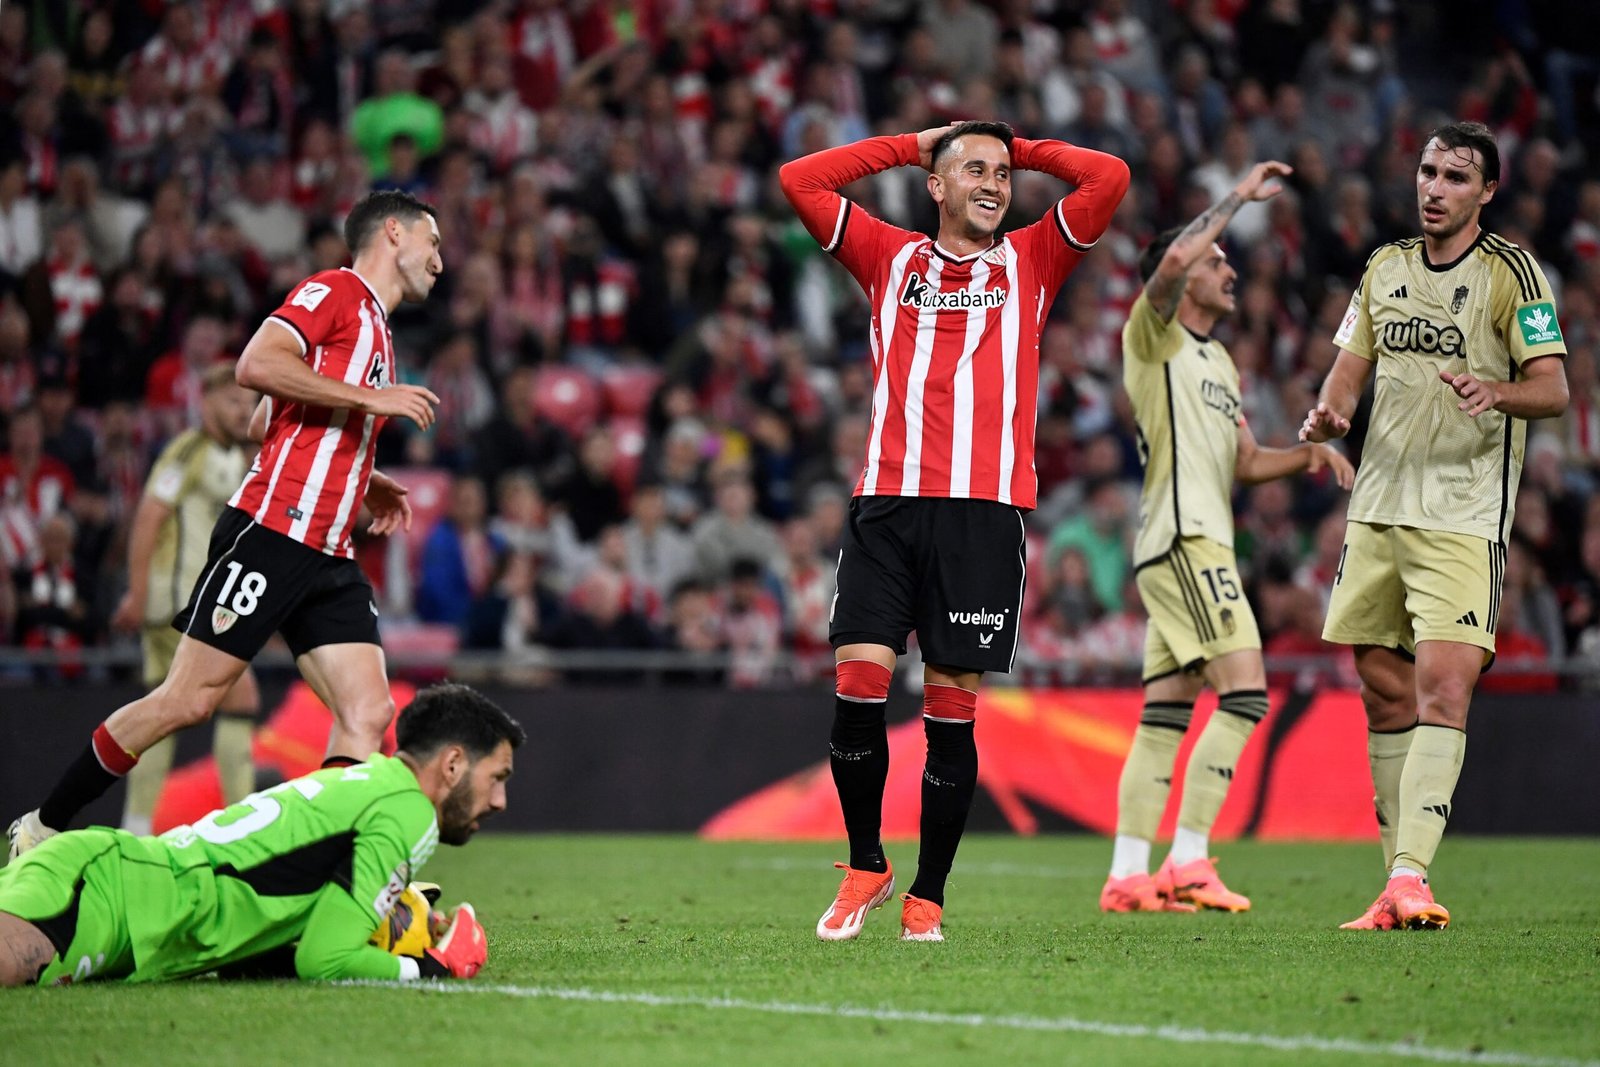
[
  {"x1": 268, "y1": 314, "x2": 310, "y2": 355},
  {"x1": 1485, "y1": 236, "x2": 1537, "y2": 302},
  {"x1": 1052, "y1": 201, "x2": 1094, "y2": 252},
  {"x1": 826, "y1": 200, "x2": 853, "y2": 255}
]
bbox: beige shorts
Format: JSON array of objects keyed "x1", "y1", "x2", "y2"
[
  {"x1": 140, "y1": 624, "x2": 180, "y2": 690},
  {"x1": 1136, "y1": 536, "x2": 1262, "y2": 682},
  {"x1": 1322, "y1": 521, "x2": 1502, "y2": 658}
]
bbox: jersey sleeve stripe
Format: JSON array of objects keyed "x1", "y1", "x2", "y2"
[
  {"x1": 1054, "y1": 200, "x2": 1095, "y2": 252},
  {"x1": 1485, "y1": 236, "x2": 1538, "y2": 301},
  {"x1": 826, "y1": 199, "x2": 852, "y2": 254},
  {"x1": 267, "y1": 315, "x2": 309, "y2": 355}
]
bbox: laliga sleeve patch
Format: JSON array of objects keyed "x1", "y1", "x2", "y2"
[{"x1": 291, "y1": 282, "x2": 332, "y2": 312}]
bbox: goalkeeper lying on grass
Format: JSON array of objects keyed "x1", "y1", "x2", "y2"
[{"x1": 0, "y1": 683, "x2": 522, "y2": 986}]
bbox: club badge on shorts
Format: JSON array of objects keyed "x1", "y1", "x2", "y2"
[{"x1": 212, "y1": 606, "x2": 239, "y2": 634}]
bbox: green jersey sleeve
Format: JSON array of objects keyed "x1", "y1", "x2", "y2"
[{"x1": 293, "y1": 790, "x2": 439, "y2": 981}]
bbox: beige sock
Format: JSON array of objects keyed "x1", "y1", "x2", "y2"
[
  {"x1": 1392, "y1": 724, "x2": 1466, "y2": 878},
  {"x1": 213, "y1": 714, "x2": 257, "y2": 804},
  {"x1": 1175, "y1": 704, "x2": 1261, "y2": 836},
  {"x1": 122, "y1": 734, "x2": 175, "y2": 833},
  {"x1": 1116, "y1": 723, "x2": 1184, "y2": 840},
  {"x1": 1368, "y1": 726, "x2": 1415, "y2": 872}
]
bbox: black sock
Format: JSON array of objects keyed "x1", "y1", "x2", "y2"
[
  {"x1": 40, "y1": 744, "x2": 121, "y2": 831},
  {"x1": 907, "y1": 718, "x2": 978, "y2": 906},
  {"x1": 321, "y1": 755, "x2": 360, "y2": 769},
  {"x1": 829, "y1": 696, "x2": 889, "y2": 873}
]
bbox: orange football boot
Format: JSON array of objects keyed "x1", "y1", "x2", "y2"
[
  {"x1": 1099, "y1": 872, "x2": 1197, "y2": 913},
  {"x1": 1388, "y1": 873, "x2": 1449, "y2": 929},
  {"x1": 900, "y1": 893, "x2": 944, "y2": 942},
  {"x1": 1339, "y1": 889, "x2": 1399, "y2": 930},
  {"x1": 816, "y1": 861, "x2": 895, "y2": 941},
  {"x1": 1155, "y1": 856, "x2": 1251, "y2": 912}
]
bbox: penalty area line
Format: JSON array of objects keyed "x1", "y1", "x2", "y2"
[{"x1": 346, "y1": 981, "x2": 1598, "y2": 1067}]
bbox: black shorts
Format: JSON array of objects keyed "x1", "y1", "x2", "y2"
[
  {"x1": 173, "y1": 507, "x2": 381, "y2": 661},
  {"x1": 830, "y1": 495, "x2": 1027, "y2": 675}
]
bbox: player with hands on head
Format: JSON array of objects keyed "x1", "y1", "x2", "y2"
[
  {"x1": 782, "y1": 119, "x2": 1130, "y2": 941},
  {"x1": 1102, "y1": 160, "x2": 1353, "y2": 914},
  {"x1": 0, "y1": 683, "x2": 520, "y2": 986},
  {"x1": 9, "y1": 189, "x2": 447, "y2": 860},
  {"x1": 1300, "y1": 121, "x2": 1569, "y2": 931}
]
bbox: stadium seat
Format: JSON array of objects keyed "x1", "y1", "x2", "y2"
[
  {"x1": 383, "y1": 467, "x2": 454, "y2": 569},
  {"x1": 601, "y1": 364, "x2": 663, "y2": 418},
  {"x1": 531, "y1": 366, "x2": 603, "y2": 438},
  {"x1": 608, "y1": 414, "x2": 648, "y2": 497}
]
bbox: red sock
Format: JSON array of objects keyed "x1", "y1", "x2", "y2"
[{"x1": 92, "y1": 724, "x2": 139, "y2": 775}]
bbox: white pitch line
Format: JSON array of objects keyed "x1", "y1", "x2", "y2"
[{"x1": 349, "y1": 981, "x2": 1599, "y2": 1067}]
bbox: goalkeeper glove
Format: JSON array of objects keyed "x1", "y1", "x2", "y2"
[{"x1": 419, "y1": 903, "x2": 487, "y2": 979}]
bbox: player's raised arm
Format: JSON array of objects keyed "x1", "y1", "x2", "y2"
[
  {"x1": 1142, "y1": 161, "x2": 1289, "y2": 322},
  {"x1": 778, "y1": 131, "x2": 936, "y2": 251},
  {"x1": 1009, "y1": 136, "x2": 1132, "y2": 252}
]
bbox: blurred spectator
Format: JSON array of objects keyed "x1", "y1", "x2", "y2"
[
  {"x1": 221, "y1": 26, "x2": 293, "y2": 161},
  {"x1": 488, "y1": 471, "x2": 554, "y2": 559},
  {"x1": 36, "y1": 368, "x2": 94, "y2": 487},
  {"x1": 724, "y1": 556, "x2": 782, "y2": 687},
  {"x1": 547, "y1": 425, "x2": 625, "y2": 543},
  {"x1": 464, "y1": 549, "x2": 563, "y2": 654},
  {"x1": 621, "y1": 481, "x2": 693, "y2": 605},
  {"x1": 542, "y1": 565, "x2": 657, "y2": 655},
  {"x1": 424, "y1": 331, "x2": 495, "y2": 469},
  {"x1": 0, "y1": 156, "x2": 42, "y2": 281},
  {"x1": 1046, "y1": 476, "x2": 1131, "y2": 615},
  {"x1": 0, "y1": 405, "x2": 74, "y2": 567},
  {"x1": 145, "y1": 312, "x2": 227, "y2": 436},
  {"x1": 15, "y1": 512, "x2": 88, "y2": 658},
  {"x1": 222, "y1": 158, "x2": 305, "y2": 261},
  {"x1": 350, "y1": 48, "x2": 443, "y2": 178},
  {"x1": 774, "y1": 513, "x2": 834, "y2": 665},
  {"x1": 472, "y1": 367, "x2": 573, "y2": 494},
  {"x1": 22, "y1": 218, "x2": 102, "y2": 353},
  {"x1": 417, "y1": 476, "x2": 502, "y2": 628},
  {"x1": 691, "y1": 469, "x2": 781, "y2": 586}
]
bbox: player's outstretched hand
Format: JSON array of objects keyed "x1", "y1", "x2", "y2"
[
  {"x1": 364, "y1": 470, "x2": 412, "y2": 536},
  {"x1": 1298, "y1": 402, "x2": 1350, "y2": 442},
  {"x1": 1306, "y1": 442, "x2": 1355, "y2": 490},
  {"x1": 1439, "y1": 370, "x2": 1501, "y2": 417},
  {"x1": 363, "y1": 384, "x2": 440, "y2": 431},
  {"x1": 1236, "y1": 161, "x2": 1292, "y2": 203},
  {"x1": 916, "y1": 124, "x2": 959, "y2": 170},
  {"x1": 424, "y1": 903, "x2": 487, "y2": 979}
]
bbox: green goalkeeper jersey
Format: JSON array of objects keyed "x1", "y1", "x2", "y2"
[{"x1": 115, "y1": 754, "x2": 439, "y2": 982}]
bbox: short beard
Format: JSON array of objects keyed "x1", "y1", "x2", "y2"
[{"x1": 438, "y1": 776, "x2": 477, "y2": 845}]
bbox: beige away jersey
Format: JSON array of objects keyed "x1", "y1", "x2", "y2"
[
  {"x1": 1333, "y1": 232, "x2": 1566, "y2": 542},
  {"x1": 1123, "y1": 291, "x2": 1244, "y2": 566},
  {"x1": 144, "y1": 429, "x2": 248, "y2": 624}
]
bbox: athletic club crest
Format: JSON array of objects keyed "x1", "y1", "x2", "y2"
[
  {"x1": 1451, "y1": 285, "x2": 1469, "y2": 314},
  {"x1": 212, "y1": 606, "x2": 239, "y2": 634}
]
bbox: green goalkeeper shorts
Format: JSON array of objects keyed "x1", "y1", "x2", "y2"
[{"x1": 0, "y1": 830, "x2": 135, "y2": 985}]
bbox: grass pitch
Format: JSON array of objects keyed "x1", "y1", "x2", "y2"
[{"x1": 10, "y1": 835, "x2": 1599, "y2": 1067}]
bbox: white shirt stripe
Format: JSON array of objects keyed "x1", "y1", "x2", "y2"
[
  {"x1": 231, "y1": 343, "x2": 323, "y2": 518},
  {"x1": 898, "y1": 256, "x2": 944, "y2": 495},
  {"x1": 861, "y1": 239, "x2": 920, "y2": 495},
  {"x1": 996, "y1": 240, "x2": 1021, "y2": 506},
  {"x1": 288, "y1": 301, "x2": 374, "y2": 542},
  {"x1": 948, "y1": 259, "x2": 991, "y2": 498}
]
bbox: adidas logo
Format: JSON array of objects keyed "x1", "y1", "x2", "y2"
[
  {"x1": 1209, "y1": 765, "x2": 1234, "y2": 781},
  {"x1": 1389, "y1": 285, "x2": 1409, "y2": 299},
  {"x1": 1455, "y1": 611, "x2": 1479, "y2": 627},
  {"x1": 1423, "y1": 803, "x2": 1451, "y2": 820}
]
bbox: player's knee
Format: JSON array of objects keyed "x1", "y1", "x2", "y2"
[
  {"x1": 1358, "y1": 684, "x2": 1413, "y2": 730},
  {"x1": 156, "y1": 681, "x2": 226, "y2": 731},
  {"x1": 346, "y1": 694, "x2": 397, "y2": 745},
  {"x1": 1417, "y1": 677, "x2": 1473, "y2": 726}
]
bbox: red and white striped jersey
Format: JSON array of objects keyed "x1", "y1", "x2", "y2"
[
  {"x1": 780, "y1": 133, "x2": 1129, "y2": 510},
  {"x1": 229, "y1": 268, "x2": 394, "y2": 558}
]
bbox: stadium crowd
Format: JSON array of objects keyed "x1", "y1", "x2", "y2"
[{"x1": 0, "y1": 0, "x2": 1598, "y2": 688}]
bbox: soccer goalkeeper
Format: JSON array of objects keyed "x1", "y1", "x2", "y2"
[{"x1": 0, "y1": 683, "x2": 522, "y2": 986}]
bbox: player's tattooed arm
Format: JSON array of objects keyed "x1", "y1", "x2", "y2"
[
  {"x1": 1145, "y1": 161, "x2": 1291, "y2": 322},
  {"x1": 0, "y1": 915, "x2": 57, "y2": 987}
]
